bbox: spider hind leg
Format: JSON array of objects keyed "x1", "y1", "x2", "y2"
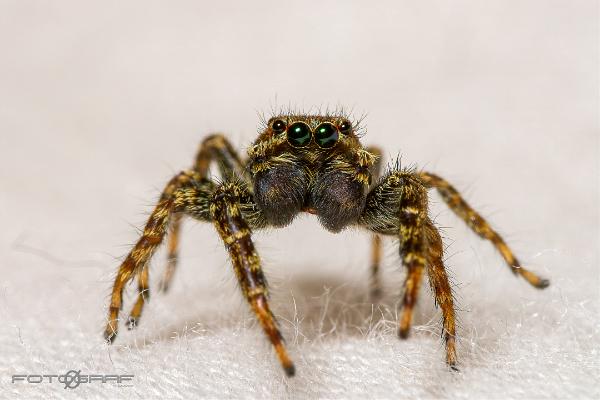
[
  {"x1": 420, "y1": 172, "x2": 549, "y2": 289},
  {"x1": 424, "y1": 219, "x2": 457, "y2": 367}
]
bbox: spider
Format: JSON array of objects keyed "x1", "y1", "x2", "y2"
[{"x1": 103, "y1": 111, "x2": 549, "y2": 376}]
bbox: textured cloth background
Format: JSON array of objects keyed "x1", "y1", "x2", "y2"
[{"x1": 0, "y1": 1, "x2": 598, "y2": 399}]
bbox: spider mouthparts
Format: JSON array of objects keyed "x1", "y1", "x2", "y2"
[{"x1": 301, "y1": 206, "x2": 317, "y2": 215}]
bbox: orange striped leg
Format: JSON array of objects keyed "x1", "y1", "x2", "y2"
[
  {"x1": 420, "y1": 172, "x2": 549, "y2": 289},
  {"x1": 425, "y1": 220, "x2": 457, "y2": 368},
  {"x1": 210, "y1": 182, "x2": 294, "y2": 376},
  {"x1": 365, "y1": 146, "x2": 384, "y2": 299},
  {"x1": 397, "y1": 174, "x2": 429, "y2": 338},
  {"x1": 194, "y1": 134, "x2": 245, "y2": 178},
  {"x1": 104, "y1": 197, "x2": 172, "y2": 343},
  {"x1": 370, "y1": 234, "x2": 383, "y2": 299},
  {"x1": 158, "y1": 214, "x2": 182, "y2": 293},
  {"x1": 399, "y1": 262, "x2": 425, "y2": 338},
  {"x1": 158, "y1": 134, "x2": 246, "y2": 293},
  {"x1": 127, "y1": 264, "x2": 149, "y2": 329},
  {"x1": 104, "y1": 170, "x2": 207, "y2": 342}
]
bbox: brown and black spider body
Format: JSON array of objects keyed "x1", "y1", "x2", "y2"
[
  {"x1": 249, "y1": 115, "x2": 375, "y2": 232},
  {"x1": 104, "y1": 111, "x2": 549, "y2": 377}
]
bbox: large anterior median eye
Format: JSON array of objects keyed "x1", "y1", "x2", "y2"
[
  {"x1": 314, "y1": 123, "x2": 339, "y2": 148},
  {"x1": 287, "y1": 122, "x2": 312, "y2": 147}
]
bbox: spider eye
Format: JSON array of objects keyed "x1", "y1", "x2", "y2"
[
  {"x1": 272, "y1": 119, "x2": 287, "y2": 134},
  {"x1": 314, "y1": 123, "x2": 339, "y2": 148},
  {"x1": 338, "y1": 120, "x2": 352, "y2": 134},
  {"x1": 287, "y1": 122, "x2": 312, "y2": 147}
]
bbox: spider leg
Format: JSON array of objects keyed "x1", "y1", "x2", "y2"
[
  {"x1": 396, "y1": 174, "x2": 428, "y2": 339},
  {"x1": 210, "y1": 181, "x2": 294, "y2": 376},
  {"x1": 359, "y1": 171, "x2": 430, "y2": 340},
  {"x1": 365, "y1": 146, "x2": 384, "y2": 299},
  {"x1": 360, "y1": 169, "x2": 459, "y2": 367},
  {"x1": 424, "y1": 219, "x2": 457, "y2": 368},
  {"x1": 194, "y1": 134, "x2": 247, "y2": 179},
  {"x1": 419, "y1": 172, "x2": 549, "y2": 288},
  {"x1": 157, "y1": 213, "x2": 182, "y2": 293},
  {"x1": 399, "y1": 259, "x2": 425, "y2": 338},
  {"x1": 104, "y1": 171, "x2": 212, "y2": 342},
  {"x1": 370, "y1": 234, "x2": 383, "y2": 298},
  {"x1": 126, "y1": 263, "x2": 149, "y2": 329},
  {"x1": 159, "y1": 134, "x2": 247, "y2": 293}
]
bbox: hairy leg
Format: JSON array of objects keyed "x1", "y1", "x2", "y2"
[
  {"x1": 157, "y1": 214, "x2": 182, "y2": 292},
  {"x1": 399, "y1": 261, "x2": 425, "y2": 338},
  {"x1": 361, "y1": 170, "x2": 459, "y2": 367},
  {"x1": 419, "y1": 171, "x2": 549, "y2": 288},
  {"x1": 365, "y1": 146, "x2": 384, "y2": 298},
  {"x1": 210, "y1": 182, "x2": 294, "y2": 376},
  {"x1": 396, "y1": 174, "x2": 429, "y2": 338},
  {"x1": 370, "y1": 234, "x2": 383, "y2": 298},
  {"x1": 424, "y1": 220, "x2": 457, "y2": 367},
  {"x1": 360, "y1": 171, "x2": 429, "y2": 338},
  {"x1": 127, "y1": 264, "x2": 149, "y2": 329},
  {"x1": 159, "y1": 134, "x2": 247, "y2": 293},
  {"x1": 194, "y1": 133, "x2": 246, "y2": 179},
  {"x1": 104, "y1": 171, "x2": 213, "y2": 342}
]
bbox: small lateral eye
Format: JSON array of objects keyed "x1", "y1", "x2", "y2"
[
  {"x1": 272, "y1": 119, "x2": 287, "y2": 134},
  {"x1": 287, "y1": 122, "x2": 312, "y2": 147},
  {"x1": 338, "y1": 120, "x2": 352, "y2": 134},
  {"x1": 315, "y1": 123, "x2": 339, "y2": 148}
]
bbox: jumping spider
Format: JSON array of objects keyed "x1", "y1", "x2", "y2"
[{"x1": 104, "y1": 112, "x2": 549, "y2": 376}]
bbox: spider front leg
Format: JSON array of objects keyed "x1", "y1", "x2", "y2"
[
  {"x1": 424, "y1": 219, "x2": 457, "y2": 367},
  {"x1": 360, "y1": 170, "x2": 458, "y2": 367},
  {"x1": 210, "y1": 182, "x2": 295, "y2": 376},
  {"x1": 159, "y1": 134, "x2": 247, "y2": 293},
  {"x1": 104, "y1": 170, "x2": 212, "y2": 341},
  {"x1": 419, "y1": 172, "x2": 549, "y2": 288}
]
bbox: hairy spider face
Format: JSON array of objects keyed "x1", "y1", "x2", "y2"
[{"x1": 247, "y1": 114, "x2": 375, "y2": 232}]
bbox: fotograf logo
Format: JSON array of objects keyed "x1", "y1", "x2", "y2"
[{"x1": 12, "y1": 370, "x2": 134, "y2": 389}]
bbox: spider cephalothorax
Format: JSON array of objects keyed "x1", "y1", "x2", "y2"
[
  {"x1": 104, "y1": 111, "x2": 549, "y2": 377},
  {"x1": 248, "y1": 115, "x2": 376, "y2": 232}
]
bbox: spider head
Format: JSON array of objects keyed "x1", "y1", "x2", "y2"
[
  {"x1": 248, "y1": 114, "x2": 359, "y2": 171},
  {"x1": 247, "y1": 114, "x2": 372, "y2": 232}
]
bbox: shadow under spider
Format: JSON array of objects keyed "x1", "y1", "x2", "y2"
[{"x1": 125, "y1": 265, "x2": 437, "y2": 347}]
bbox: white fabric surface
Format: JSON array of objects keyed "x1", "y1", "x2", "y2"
[{"x1": 0, "y1": 1, "x2": 598, "y2": 399}]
